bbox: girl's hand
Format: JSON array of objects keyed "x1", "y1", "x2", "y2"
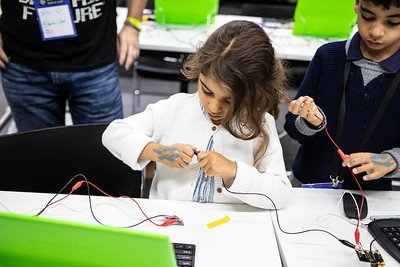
[
  {"x1": 342, "y1": 152, "x2": 397, "y2": 181},
  {"x1": 197, "y1": 151, "x2": 237, "y2": 179},
  {"x1": 288, "y1": 96, "x2": 323, "y2": 127},
  {"x1": 152, "y1": 143, "x2": 196, "y2": 168}
]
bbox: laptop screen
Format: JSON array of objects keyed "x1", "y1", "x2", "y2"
[{"x1": 0, "y1": 212, "x2": 177, "y2": 267}]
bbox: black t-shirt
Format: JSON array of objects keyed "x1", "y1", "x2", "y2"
[{"x1": 0, "y1": 1, "x2": 117, "y2": 72}]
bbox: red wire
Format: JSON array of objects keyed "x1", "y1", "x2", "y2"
[
  {"x1": 47, "y1": 193, "x2": 72, "y2": 207},
  {"x1": 279, "y1": 89, "x2": 365, "y2": 245},
  {"x1": 85, "y1": 181, "x2": 164, "y2": 226},
  {"x1": 46, "y1": 180, "x2": 172, "y2": 227},
  {"x1": 36, "y1": 191, "x2": 75, "y2": 215}
]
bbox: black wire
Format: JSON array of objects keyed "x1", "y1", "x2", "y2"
[
  {"x1": 82, "y1": 175, "x2": 167, "y2": 228},
  {"x1": 36, "y1": 174, "x2": 83, "y2": 216},
  {"x1": 370, "y1": 238, "x2": 376, "y2": 253},
  {"x1": 369, "y1": 218, "x2": 380, "y2": 261},
  {"x1": 221, "y1": 178, "x2": 356, "y2": 249},
  {"x1": 37, "y1": 174, "x2": 167, "y2": 228}
]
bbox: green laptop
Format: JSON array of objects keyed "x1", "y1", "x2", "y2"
[
  {"x1": 155, "y1": 0, "x2": 219, "y2": 25},
  {"x1": 0, "y1": 212, "x2": 177, "y2": 267}
]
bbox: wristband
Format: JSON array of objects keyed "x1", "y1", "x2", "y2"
[{"x1": 125, "y1": 16, "x2": 142, "y2": 32}]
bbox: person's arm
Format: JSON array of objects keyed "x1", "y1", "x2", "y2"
[
  {"x1": 0, "y1": 33, "x2": 9, "y2": 69},
  {"x1": 383, "y1": 148, "x2": 400, "y2": 178},
  {"x1": 126, "y1": 0, "x2": 147, "y2": 22},
  {"x1": 102, "y1": 94, "x2": 196, "y2": 170},
  {"x1": 284, "y1": 47, "x2": 325, "y2": 144},
  {"x1": 117, "y1": 0, "x2": 147, "y2": 70}
]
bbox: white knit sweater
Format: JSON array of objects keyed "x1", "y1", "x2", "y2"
[{"x1": 102, "y1": 93, "x2": 292, "y2": 209}]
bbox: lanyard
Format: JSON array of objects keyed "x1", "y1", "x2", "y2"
[{"x1": 330, "y1": 62, "x2": 400, "y2": 184}]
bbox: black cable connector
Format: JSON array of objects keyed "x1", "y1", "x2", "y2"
[{"x1": 338, "y1": 239, "x2": 356, "y2": 249}]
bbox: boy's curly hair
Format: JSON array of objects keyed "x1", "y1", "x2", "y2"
[{"x1": 362, "y1": 0, "x2": 400, "y2": 9}]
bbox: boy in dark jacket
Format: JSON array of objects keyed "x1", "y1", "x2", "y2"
[{"x1": 285, "y1": 0, "x2": 400, "y2": 190}]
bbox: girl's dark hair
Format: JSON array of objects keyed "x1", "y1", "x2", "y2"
[
  {"x1": 181, "y1": 20, "x2": 287, "y2": 163},
  {"x1": 361, "y1": 0, "x2": 400, "y2": 9}
]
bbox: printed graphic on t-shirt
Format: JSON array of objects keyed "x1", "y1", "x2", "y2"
[{"x1": 19, "y1": 0, "x2": 106, "y2": 23}]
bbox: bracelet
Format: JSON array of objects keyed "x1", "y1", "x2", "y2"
[
  {"x1": 124, "y1": 21, "x2": 140, "y2": 32},
  {"x1": 125, "y1": 16, "x2": 142, "y2": 31}
]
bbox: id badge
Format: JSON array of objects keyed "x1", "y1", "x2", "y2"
[{"x1": 34, "y1": 0, "x2": 77, "y2": 41}]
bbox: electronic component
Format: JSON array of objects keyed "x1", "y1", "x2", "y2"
[
  {"x1": 162, "y1": 215, "x2": 184, "y2": 226},
  {"x1": 355, "y1": 247, "x2": 385, "y2": 266}
]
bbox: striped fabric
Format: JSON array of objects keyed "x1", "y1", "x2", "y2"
[
  {"x1": 192, "y1": 135, "x2": 215, "y2": 203},
  {"x1": 192, "y1": 102, "x2": 216, "y2": 203}
]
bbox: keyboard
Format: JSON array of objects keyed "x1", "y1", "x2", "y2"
[
  {"x1": 173, "y1": 242, "x2": 196, "y2": 267},
  {"x1": 368, "y1": 218, "x2": 400, "y2": 263}
]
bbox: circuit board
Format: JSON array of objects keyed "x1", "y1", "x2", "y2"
[{"x1": 355, "y1": 248, "x2": 385, "y2": 266}]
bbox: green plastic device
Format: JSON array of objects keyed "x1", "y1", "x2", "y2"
[
  {"x1": 0, "y1": 212, "x2": 177, "y2": 267},
  {"x1": 155, "y1": 0, "x2": 219, "y2": 25},
  {"x1": 293, "y1": 0, "x2": 357, "y2": 38}
]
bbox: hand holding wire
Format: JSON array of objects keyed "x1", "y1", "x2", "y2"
[
  {"x1": 153, "y1": 143, "x2": 197, "y2": 168},
  {"x1": 196, "y1": 151, "x2": 237, "y2": 179},
  {"x1": 288, "y1": 96, "x2": 324, "y2": 127}
]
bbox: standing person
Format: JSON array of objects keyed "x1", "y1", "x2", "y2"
[
  {"x1": 102, "y1": 20, "x2": 292, "y2": 209},
  {"x1": 0, "y1": 0, "x2": 147, "y2": 132},
  {"x1": 284, "y1": 0, "x2": 400, "y2": 190}
]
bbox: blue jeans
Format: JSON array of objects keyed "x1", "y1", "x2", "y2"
[{"x1": 1, "y1": 62, "x2": 123, "y2": 132}]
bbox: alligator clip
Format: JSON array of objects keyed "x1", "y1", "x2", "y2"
[{"x1": 161, "y1": 215, "x2": 184, "y2": 226}]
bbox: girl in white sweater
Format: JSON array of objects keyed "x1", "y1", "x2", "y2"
[{"x1": 102, "y1": 20, "x2": 292, "y2": 209}]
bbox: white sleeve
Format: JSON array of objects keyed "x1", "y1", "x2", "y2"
[
  {"x1": 102, "y1": 97, "x2": 173, "y2": 170},
  {"x1": 226, "y1": 114, "x2": 292, "y2": 209}
]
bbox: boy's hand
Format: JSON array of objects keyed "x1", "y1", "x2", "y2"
[
  {"x1": 342, "y1": 152, "x2": 397, "y2": 181},
  {"x1": 152, "y1": 143, "x2": 196, "y2": 168},
  {"x1": 196, "y1": 151, "x2": 237, "y2": 179},
  {"x1": 288, "y1": 96, "x2": 323, "y2": 127}
]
